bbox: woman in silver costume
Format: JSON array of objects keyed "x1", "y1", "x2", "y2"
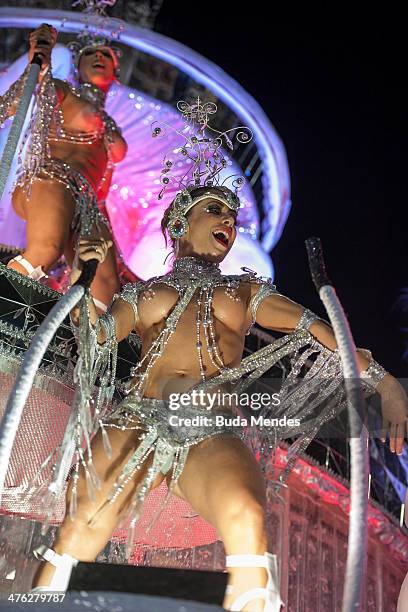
[
  {"x1": 29, "y1": 183, "x2": 408, "y2": 612},
  {"x1": 0, "y1": 24, "x2": 128, "y2": 312}
]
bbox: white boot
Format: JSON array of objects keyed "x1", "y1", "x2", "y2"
[
  {"x1": 31, "y1": 545, "x2": 78, "y2": 592},
  {"x1": 8, "y1": 255, "x2": 46, "y2": 281},
  {"x1": 225, "y1": 552, "x2": 284, "y2": 611}
]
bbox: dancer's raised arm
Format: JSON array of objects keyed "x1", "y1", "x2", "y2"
[
  {"x1": 0, "y1": 24, "x2": 57, "y2": 124},
  {"x1": 28, "y1": 24, "x2": 58, "y2": 77},
  {"x1": 70, "y1": 237, "x2": 137, "y2": 343}
]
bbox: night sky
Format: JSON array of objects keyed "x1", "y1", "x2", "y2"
[{"x1": 156, "y1": 7, "x2": 407, "y2": 376}]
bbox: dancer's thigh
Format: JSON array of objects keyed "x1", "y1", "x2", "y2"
[
  {"x1": 24, "y1": 179, "x2": 75, "y2": 252},
  {"x1": 67, "y1": 422, "x2": 165, "y2": 525},
  {"x1": 168, "y1": 434, "x2": 266, "y2": 527},
  {"x1": 398, "y1": 571, "x2": 408, "y2": 611}
]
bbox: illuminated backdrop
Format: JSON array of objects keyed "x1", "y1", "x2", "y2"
[{"x1": 0, "y1": 7, "x2": 291, "y2": 278}]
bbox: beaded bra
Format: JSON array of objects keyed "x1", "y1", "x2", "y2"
[
  {"x1": 48, "y1": 81, "x2": 119, "y2": 147},
  {"x1": 5, "y1": 68, "x2": 123, "y2": 195}
]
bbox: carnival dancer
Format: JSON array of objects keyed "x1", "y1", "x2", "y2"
[
  {"x1": 28, "y1": 101, "x2": 408, "y2": 611},
  {"x1": 0, "y1": 23, "x2": 128, "y2": 312}
]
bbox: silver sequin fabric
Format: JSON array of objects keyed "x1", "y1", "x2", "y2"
[{"x1": 17, "y1": 158, "x2": 111, "y2": 237}]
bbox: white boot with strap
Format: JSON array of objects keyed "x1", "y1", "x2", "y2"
[
  {"x1": 30, "y1": 545, "x2": 78, "y2": 592},
  {"x1": 8, "y1": 255, "x2": 46, "y2": 281},
  {"x1": 225, "y1": 552, "x2": 283, "y2": 611}
]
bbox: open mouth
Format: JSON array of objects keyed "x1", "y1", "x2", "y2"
[
  {"x1": 93, "y1": 62, "x2": 105, "y2": 69},
  {"x1": 212, "y1": 228, "x2": 230, "y2": 248}
]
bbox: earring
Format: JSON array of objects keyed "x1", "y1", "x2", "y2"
[{"x1": 168, "y1": 216, "x2": 188, "y2": 239}]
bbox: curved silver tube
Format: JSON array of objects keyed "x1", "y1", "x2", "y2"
[
  {"x1": 306, "y1": 237, "x2": 368, "y2": 612},
  {"x1": 0, "y1": 61, "x2": 40, "y2": 199},
  {"x1": 320, "y1": 286, "x2": 368, "y2": 612}
]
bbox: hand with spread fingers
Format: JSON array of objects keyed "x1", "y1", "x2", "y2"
[
  {"x1": 28, "y1": 23, "x2": 58, "y2": 68},
  {"x1": 377, "y1": 374, "x2": 408, "y2": 454}
]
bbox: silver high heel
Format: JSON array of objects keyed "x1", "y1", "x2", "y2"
[{"x1": 225, "y1": 552, "x2": 283, "y2": 611}]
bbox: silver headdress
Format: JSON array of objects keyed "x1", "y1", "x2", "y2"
[
  {"x1": 152, "y1": 98, "x2": 253, "y2": 239},
  {"x1": 66, "y1": 0, "x2": 123, "y2": 79}
]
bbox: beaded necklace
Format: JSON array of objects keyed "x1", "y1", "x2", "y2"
[{"x1": 73, "y1": 82, "x2": 107, "y2": 110}]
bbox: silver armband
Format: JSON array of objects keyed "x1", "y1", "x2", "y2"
[
  {"x1": 358, "y1": 349, "x2": 388, "y2": 389},
  {"x1": 118, "y1": 282, "x2": 143, "y2": 330},
  {"x1": 95, "y1": 310, "x2": 117, "y2": 345},
  {"x1": 295, "y1": 308, "x2": 319, "y2": 331},
  {"x1": 249, "y1": 281, "x2": 278, "y2": 325}
]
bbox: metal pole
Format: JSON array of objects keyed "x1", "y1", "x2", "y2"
[
  {"x1": 0, "y1": 56, "x2": 42, "y2": 200},
  {"x1": 305, "y1": 237, "x2": 368, "y2": 612},
  {"x1": 0, "y1": 260, "x2": 97, "y2": 503}
]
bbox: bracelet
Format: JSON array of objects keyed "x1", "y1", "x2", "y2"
[
  {"x1": 295, "y1": 308, "x2": 320, "y2": 331},
  {"x1": 358, "y1": 349, "x2": 388, "y2": 389}
]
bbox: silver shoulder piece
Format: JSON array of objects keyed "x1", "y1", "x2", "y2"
[
  {"x1": 248, "y1": 279, "x2": 279, "y2": 331},
  {"x1": 117, "y1": 282, "x2": 145, "y2": 330}
]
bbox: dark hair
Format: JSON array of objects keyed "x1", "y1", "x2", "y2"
[{"x1": 160, "y1": 186, "x2": 229, "y2": 247}]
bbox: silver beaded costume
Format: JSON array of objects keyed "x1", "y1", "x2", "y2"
[
  {"x1": 17, "y1": 157, "x2": 111, "y2": 238},
  {"x1": 26, "y1": 256, "x2": 386, "y2": 559},
  {"x1": 0, "y1": 65, "x2": 121, "y2": 236}
]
